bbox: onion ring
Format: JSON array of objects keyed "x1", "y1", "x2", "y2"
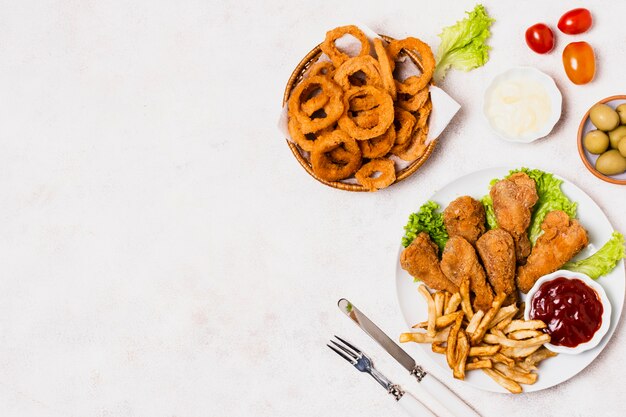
[
  {"x1": 306, "y1": 61, "x2": 335, "y2": 78},
  {"x1": 300, "y1": 90, "x2": 330, "y2": 116},
  {"x1": 416, "y1": 98, "x2": 432, "y2": 128},
  {"x1": 397, "y1": 87, "x2": 430, "y2": 112},
  {"x1": 311, "y1": 129, "x2": 362, "y2": 181},
  {"x1": 387, "y1": 37, "x2": 435, "y2": 95},
  {"x1": 391, "y1": 99, "x2": 431, "y2": 161},
  {"x1": 333, "y1": 56, "x2": 382, "y2": 91},
  {"x1": 288, "y1": 117, "x2": 333, "y2": 152},
  {"x1": 355, "y1": 158, "x2": 396, "y2": 191},
  {"x1": 320, "y1": 25, "x2": 371, "y2": 67},
  {"x1": 352, "y1": 109, "x2": 379, "y2": 129},
  {"x1": 338, "y1": 86, "x2": 394, "y2": 140},
  {"x1": 393, "y1": 107, "x2": 416, "y2": 146},
  {"x1": 373, "y1": 38, "x2": 396, "y2": 100},
  {"x1": 358, "y1": 125, "x2": 396, "y2": 158},
  {"x1": 349, "y1": 93, "x2": 381, "y2": 112},
  {"x1": 288, "y1": 75, "x2": 344, "y2": 133}
]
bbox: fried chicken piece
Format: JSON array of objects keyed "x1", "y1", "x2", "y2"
[
  {"x1": 517, "y1": 210, "x2": 589, "y2": 293},
  {"x1": 443, "y1": 196, "x2": 486, "y2": 245},
  {"x1": 440, "y1": 236, "x2": 494, "y2": 311},
  {"x1": 476, "y1": 229, "x2": 518, "y2": 305},
  {"x1": 401, "y1": 232, "x2": 458, "y2": 294},
  {"x1": 490, "y1": 172, "x2": 539, "y2": 264}
]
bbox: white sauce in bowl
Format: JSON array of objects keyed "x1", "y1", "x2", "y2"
[
  {"x1": 485, "y1": 76, "x2": 551, "y2": 140},
  {"x1": 482, "y1": 67, "x2": 562, "y2": 143}
]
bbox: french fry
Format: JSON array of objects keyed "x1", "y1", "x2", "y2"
[
  {"x1": 432, "y1": 342, "x2": 446, "y2": 354},
  {"x1": 484, "y1": 333, "x2": 550, "y2": 348},
  {"x1": 493, "y1": 363, "x2": 538, "y2": 385},
  {"x1": 453, "y1": 330, "x2": 469, "y2": 380},
  {"x1": 460, "y1": 277, "x2": 473, "y2": 320},
  {"x1": 517, "y1": 347, "x2": 557, "y2": 371},
  {"x1": 512, "y1": 363, "x2": 531, "y2": 374},
  {"x1": 418, "y1": 285, "x2": 437, "y2": 337},
  {"x1": 444, "y1": 293, "x2": 461, "y2": 315},
  {"x1": 412, "y1": 312, "x2": 460, "y2": 330},
  {"x1": 482, "y1": 368, "x2": 522, "y2": 394},
  {"x1": 465, "y1": 310, "x2": 484, "y2": 336},
  {"x1": 471, "y1": 293, "x2": 506, "y2": 345},
  {"x1": 466, "y1": 359, "x2": 492, "y2": 370},
  {"x1": 503, "y1": 320, "x2": 547, "y2": 334},
  {"x1": 487, "y1": 304, "x2": 517, "y2": 329},
  {"x1": 514, "y1": 302, "x2": 525, "y2": 319},
  {"x1": 443, "y1": 291, "x2": 451, "y2": 314},
  {"x1": 446, "y1": 312, "x2": 464, "y2": 368},
  {"x1": 509, "y1": 330, "x2": 544, "y2": 340},
  {"x1": 400, "y1": 326, "x2": 451, "y2": 343},
  {"x1": 469, "y1": 345, "x2": 500, "y2": 357},
  {"x1": 434, "y1": 292, "x2": 444, "y2": 318},
  {"x1": 480, "y1": 352, "x2": 515, "y2": 367},
  {"x1": 500, "y1": 344, "x2": 542, "y2": 358},
  {"x1": 494, "y1": 317, "x2": 513, "y2": 332}
]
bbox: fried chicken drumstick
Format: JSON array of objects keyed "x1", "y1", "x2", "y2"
[
  {"x1": 517, "y1": 210, "x2": 589, "y2": 293},
  {"x1": 443, "y1": 196, "x2": 486, "y2": 245},
  {"x1": 476, "y1": 229, "x2": 518, "y2": 306},
  {"x1": 490, "y1": 172, "x2": 539, "y2": 264},
  {"x1": 401, "y1": 232, "x2": 458, "y2": 294},
  {"x1": 441, "y1": 236, "x2": 494, "y2": 311}
]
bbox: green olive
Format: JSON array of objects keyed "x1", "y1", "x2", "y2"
[
  {"x1": 617, "y1": 103, "x2": 626, "y2": 124},
  {"x1": 595, "y1": 149, "x2": 626, "y2": 175},
  {"x1": 609, "y1": 125, "x2": 626, "y2": 149},
  {"x1": 619, "y1": 137, "x2": 626, "y2": 158},
  {"x1": 583, "y1": 130, "x2": 610, "y2": 154},
  {"x1": 589, "y1": 104, "x2": 620, "y2": 131}
]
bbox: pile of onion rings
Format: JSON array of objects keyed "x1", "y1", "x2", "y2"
[{"x1": 286, "y1": 25, "x2": 435, "y2": 191}]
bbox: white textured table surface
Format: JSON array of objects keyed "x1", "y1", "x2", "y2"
[{"x1": 1, "y1": 0, "x2": 625, "y2": 416}]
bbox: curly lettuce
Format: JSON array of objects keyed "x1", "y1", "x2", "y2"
[
  {"x1": 401, "y1": 201, "x2": 448, "y2": 251},
  {"x1": 480, "y1": 194, "x2": 497, "y2": 230},
  {"x1": 508, "y1": 168, "x2": 578, "y2": 244},
  {"x1": 563, "y1": 232, "x2": 625, "y2": 279},
  {"x1": 434, "y1": 4, "x2": 495, "y2": 82}
]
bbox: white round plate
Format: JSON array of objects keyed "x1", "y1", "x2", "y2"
[{"x1": 395, "y1": 167, "x2": 625, "y2": 393}]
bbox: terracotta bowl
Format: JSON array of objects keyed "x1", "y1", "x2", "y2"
[{"x1": 577, "y1": 95, "x2": 626, "y2": 185}]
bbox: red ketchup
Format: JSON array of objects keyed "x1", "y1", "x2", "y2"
[{"x1": 529, "y1": 277, "x2": 603, "y2": 347}]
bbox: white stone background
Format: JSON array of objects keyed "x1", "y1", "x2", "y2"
[{"x1": 0, "y1": 0, "x2": 624, "y2": 416}]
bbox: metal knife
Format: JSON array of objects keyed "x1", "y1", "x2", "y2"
[{"x1": 338, "y1": 298, "x2": 481, "y2": 417}]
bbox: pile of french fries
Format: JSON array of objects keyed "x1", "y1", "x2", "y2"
[{"x1": 399, "y1": 278, "x2": 557, "y2": 393}]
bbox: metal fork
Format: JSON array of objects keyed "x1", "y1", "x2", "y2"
[{"x1": 328, "y1": 336, "x2": 437, "y2": 417}]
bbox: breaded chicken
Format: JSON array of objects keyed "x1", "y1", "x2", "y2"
[
  {"x1": 440, "y1": 236, "x2": 494, "y2": 311},
  {"x1": 490, "y1": 172, "x2": 539, "y2": 264},
  {"x1": 401, "y1": 232, "x2": 458, "y2": 294},
  {"x1": 517, "y1": 210, "x2": 589, "y2": 293},
  {"x1": 443, "y1": 196, "x2": 486, "y2": 245},
  {"x1": 476, "y1": 229, "x2": 518, "y2": 305}
]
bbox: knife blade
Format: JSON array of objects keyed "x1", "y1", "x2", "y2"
[{"x1": 338, "y1": 298, "x2": 481, "y2": 417}]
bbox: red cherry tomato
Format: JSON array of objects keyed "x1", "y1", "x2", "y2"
[
  {"x1": 525, "y1": 23, "x2": 555, "y2": 54},
  {"x1": 558, "y1": 8, "x2": 592, "y2": 35},
  {"x1": 562, "y1": 42, "x2": 595, "y2": 85}
]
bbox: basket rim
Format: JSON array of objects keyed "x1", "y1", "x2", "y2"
[{"x1": 282, "y1": 34, "x2": 438, "y2": 192}]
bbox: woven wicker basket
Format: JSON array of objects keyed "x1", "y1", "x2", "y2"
[{"x1": 282, "y1": 35, "x2": 438, "y2": 192}]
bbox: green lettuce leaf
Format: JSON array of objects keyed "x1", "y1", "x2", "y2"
[
  {"x1": 507, "y1": 168, "x2": 577, "y2": 244},
  {"x1": 434, "y1": 4, "x2": 495, "y2": 82},
  {"x1": 401, "y1": 200, "x2": 448, "y2": 251},
  {"x1": 563, "y1": 232, "x2": 625, "y2": 279},
  {"x1": 481, "y1": 195, "x2": 497, "y2": 230}
]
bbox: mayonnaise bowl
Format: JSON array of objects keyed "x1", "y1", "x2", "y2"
[{"x1": 483, "y1": 67, "x2": 562, "y2": 143}]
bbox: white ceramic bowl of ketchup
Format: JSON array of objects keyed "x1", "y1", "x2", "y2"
[{"x1": 523, "y1": 269, "x2": 612, "y2": 355}]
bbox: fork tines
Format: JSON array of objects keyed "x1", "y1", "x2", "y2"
[{"x1": 327, "y1": 335, "x2": 362, "y2": 364}]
